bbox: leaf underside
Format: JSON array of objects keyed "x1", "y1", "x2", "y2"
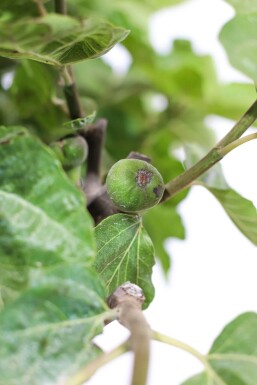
[
  {"x1": 0, "y1": 14, "x2": 129, "y2": 66},
  {"x1": 94, "y1": 213, "x2": 155, "y2": 308}
]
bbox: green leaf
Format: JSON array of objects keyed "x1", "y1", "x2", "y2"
[
  {"x1": 224, "y1": 0, "x2": 257, "y2": 14},
  {"x1": 202, "y1": 186, "x2": 257, "y2": 246},
  {"x1": 208, "y1": 83, "x2": 257, "y2": 122},
  {"x1": 94, "y1": 213, "x2": 155, "y2": 307},
  {"x1": 182, "y1": 372, "x2": 208, "y2": 385},
  {"x1": 184, "y1": 144, "x2": 229, "y2": 189},
  {"x1": 63, "y1": 111, "x2": 96, "y2": 130},
  {"x1": 143, "y1": 203, "x2": 185, "y2": 273},
  {"x1": 0, "y1": 264, "x2": 108, "y2": 385},
  {"x1": 183, "y1": 312, "x2": 257, "y2": 385},
  {"x1": 0, "y1": 126, "x2": 95, "y2": 303},
  {"x1": 184, "y1": 145, "x2": 257, "y2": 247},
  {"x1": 0, "y1": 14, "x2": 129, "y2": 66},
  {"x1": 219, "y1": 14, "x2": 257, "y2": 82}
]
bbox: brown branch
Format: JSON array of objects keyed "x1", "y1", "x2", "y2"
[
  {"x1": 34, "y1": 0, "x2": 47, "y2": 16},
  {"x1": 61, "y1": 67, "x2": 84, "y2": 120},
  {"x1": 54, "y1": 0, "x2": 67, "y2": 14},
  {"x1": 54, "y1": 1, "x2": 84, "y2": 120},
  {"x1": 108, "y1": 282, "x2": 151, "y2": 385}
]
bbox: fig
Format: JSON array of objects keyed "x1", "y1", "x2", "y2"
[
  {"x1": 50, "y1": 136, "x2": 88, "y2": 169},
  {"x1": 106, "y1": 159, "x2": 165, "y2": 212}
]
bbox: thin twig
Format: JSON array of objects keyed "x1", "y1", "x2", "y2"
[
  {"x1": 34, "y1": 0, "x2": 47, "y2": 16},
  {"x1": 65, "y1": 342, "x2": 128, "y2": 385},
  {"x1": 54, "y1": 0, "x2": 67, "y2": 14},
  {"x1": 218, "y1": 132, "x2": 257, "y2": 157},
  {"x1": 152, "y1": 330, "x2": 206, "y2": 365},
  {"x1": 61, "y1": 66, "x2": 84, "y2": 120},
  {"x1": 162, "y1": 98, "x2": 257, "y2": 202},
  {"x1": 55, "y1": 1, "x2": 84, "y2": 120}
]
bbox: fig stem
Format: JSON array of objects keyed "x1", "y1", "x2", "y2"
[
  {"x1": 65, "y1": 342, "x2": 128, "y2": 385},
  {"x1": 108, "y1": 283, "x2": 151, "y2": 385},
  {"x1": 162, "y1": 98, "x2": 257, "y2": 202},
  {"x1": 62, "y1": 67, "x2": 84, "y2": 120},
  {"x1": 34, "y1": 0, "x2": 47, "y2": 16},
  {"x1": 217, "y1": 132, "x2": 257, "y2": 157},
  {"x1": 66, "y1": 166, "x2": 81, "y2": 186},
  {"x1": 54, "y1": 1, "x2": 84, "y2": 120},
  {"x1": 54, "y1": 0, "x2": 67, "y2": 13}
]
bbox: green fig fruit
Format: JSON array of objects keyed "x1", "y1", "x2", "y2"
[
  {"x1": 50, "y1": 136, "x2": 88, "y2": 169},
  {"x1": 106, "y1": 159, "x2": 165, "y2": 212}
]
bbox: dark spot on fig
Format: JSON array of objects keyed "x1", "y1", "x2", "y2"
[
  {"x1": 153, "y1": 185, "x2": 163, "y2": 197},
  {"x1": 135, "y1": 168, "x2": 153, "y2": 188}
]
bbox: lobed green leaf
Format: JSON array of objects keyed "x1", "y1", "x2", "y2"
[
  {"x1": 0, "y1": 14, "x2": 129, "y2": 66},
  {"x1": 204, "y1": 186, "x2": 257, "y2": 246},
  {"x1": 224, "y1": 0, "x2": 257, "y2": 14},
  {"x1": 0, "y1": 126, "x2": 95, "y2": 303},
  {"x1": 143, "y1": 204, "x2": 185, "y2": 273},
  {"x1": 94, "y1": 213, "x2": 155, "y2": 307},
  {"x1": 183, "y1": 312, "x2": 257, "y2": 385},
  {"x1": 0, "y1": 264, "x2": 108, "y2": 385},
  {"x1": 219, "y1": 14, "x2": 257, "y2": 82}
]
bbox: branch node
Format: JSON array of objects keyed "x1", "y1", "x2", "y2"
[{"x1": 108, "y1": 282, "x2": 145, "y2": 309}]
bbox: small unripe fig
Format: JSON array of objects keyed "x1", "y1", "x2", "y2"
[
  {"x1": 106, "y1": 159, "x2": 165, "y2": 212},
  {"x1": 50, "y1": 136, "x2": 88, "y2": 169}
]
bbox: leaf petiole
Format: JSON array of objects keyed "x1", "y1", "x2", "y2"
[
  {"x1": 152, "y1": 330, "x2": 206, "y2": 365},
  {"x1": 65, "y1": 342, "x2": 128, "y2": 385},
  {"x1": 162, "y1": 98, "x2": 257, "y2": 202},
  {"x1": 217, "y1": 132, "x2": 257, "y2": 157}
]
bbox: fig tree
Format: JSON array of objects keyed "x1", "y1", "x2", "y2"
[{"x1": 106, "y1": 159, "x2": 165, "y2": 212}]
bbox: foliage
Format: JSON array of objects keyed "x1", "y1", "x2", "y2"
[
  {"x1": 0, "y1": 0, "x2": 257, "y2": 384},
  {"x1": 183, "y1": 312, "x2": 257, "y2": 385}
]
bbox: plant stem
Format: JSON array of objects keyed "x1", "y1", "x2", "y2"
[
  {"x1": 54, "y1": 1, "x2": 84, "y2": 120},
  {"x1": 54, "y1": 0, "x2": 67, "y2": 14},
  {"x1": 152, "y1": 330, "x2": 206, "y2": 365},
  {"x1": 61, "y1": 66, "x2": 84, "y2": 120},
  {"x1": 65, "y1": 343, "x2": 128, "y2": 385},
  {"x1": 162, "y1": 98, "x2": 257, "y2": 202},
  {"x1": 66, "y1": 166, "x2": 81, "y2": 186},
  {"x1": 152, "y1": 331, "x2": 229, "y2": 385},
  {"x1": 217, "y1": 99, "x2": 257, "y2": 147},
  {"x1": 34, "y1": 0, "x2": 47, "y2": 16},
  {"x1": 108, "y1": 283, "x2": 151, "y2": 385},
  {"x1": 218, "y1": 132, "x2": 257, "y2": 157}
]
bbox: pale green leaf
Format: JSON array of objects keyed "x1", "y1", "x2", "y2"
[
  {"x1": 224, "y1": 0, "x2": 257, "y2": 14},
  {"x1": 143, "y1": 203, "x2": 185, "y2": 273},
  {"x1": 0, "y1": 264, "x2": 108, "y2": 385},
  {"x1": 0, "y1": 14, "x2": 129, "y2": 66},
  {"x1": 203, "y1": 186, "x2": 257, "y2": 246},
  {"x1": 0, "y1": 125, "x2": 95, "y2": 303},
  {"x1": 183, "y1": 312, "x2": 257, "y2": 385},
  {"x1": 182, "y1": 372, "x2": 209, "y2": 385},
  {"x1": 63, "y1": 111, "x2": 96, "y2": 130},
  {"x1": 208, "y1": 83, "x2": 257, "y2": 122},
  {"x1": 94, "y1": 213, "x2": 155, "y2": 307},
  {"x1": 219, "y1": 14, "x2": 257, "y2": 81}
]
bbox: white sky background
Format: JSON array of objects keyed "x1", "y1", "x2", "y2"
[{"x1": 89, "y1": 0, "x2": 257, "y2": 384}]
